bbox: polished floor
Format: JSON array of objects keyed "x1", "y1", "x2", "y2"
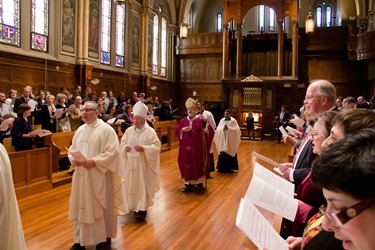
[{"x1": 18, "y1": 140, "x2": 290, "y2": 250}]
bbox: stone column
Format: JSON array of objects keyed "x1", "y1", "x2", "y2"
[
  {"x1": 277, "y1": 19, "x2": 284, "y2": 77},
  {"x1": 236, "y1": 23, "x2": 242, "y2": 79},
  {"x1": 140, "y1": 6, "x2": 150, "y2": 74},
  {"x1": 292, "y1": 20, "x2": 298, "y2": 78},
  {"x1": 222, "y1": 25, "x2": 229, "y2": 78}
]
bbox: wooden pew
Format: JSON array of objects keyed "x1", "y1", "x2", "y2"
[
  {"x1": 154, "y1": 119, "x2": 178, "y2": 152},
  {"x1": 8, "y1": 146, "x2": 52, "y2": 199},
  {"x1": 50, "y1": 131, "x2": 75, "y2": 172},
  {"x1": 3, "y1": 137, "x2": 15, "y2": 152}
]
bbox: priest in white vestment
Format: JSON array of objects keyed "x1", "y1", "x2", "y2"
[
  {"x1": 121, "y1": 101, "x2": 161, "y2": 221},
  {"x1": 214, "y1": 109, "x2": 241, "y2": 173},
  {"x1": 68, "y1": 101, "x2": 128, "y2": 249},
  {"x1": 0, "y1": 143, "x2": 26, "y2": 250}
]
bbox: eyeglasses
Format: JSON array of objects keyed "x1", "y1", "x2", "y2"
[
  {"x1": 305, "y1": 95, "x2": 323, "y2": 100},
  {"x1": 319, "y1": 197, "x2": 375, "y2": 227},
  {"x1": 81, "y1": 108, "x2": 96, "y2": 112}
]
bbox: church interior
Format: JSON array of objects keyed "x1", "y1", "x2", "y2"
[{"x1": 1, "y1": 0, "x2": 375, "y2": 249}]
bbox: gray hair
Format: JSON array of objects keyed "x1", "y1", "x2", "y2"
[{"x1": 311, "y1": 79, "x2": 337, "y2": 105}]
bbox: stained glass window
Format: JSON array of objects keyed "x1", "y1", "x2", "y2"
[
  {"x1": 31, "y1": 0, "x2": 49, "y2": 51},
  {"x1": 316, "y1": 6, "x2": 322, "y2": 27},
  {"x1": 0, "y1": 0, "x2": 20, "y2": 46},
  {"x1": 269, "y1": 8, "x2": 275, "y2": 31},
  {"x1": 217, "y1": 12, "x2": 222, "y2": 32},
  {"x1": 152, "y1": 14, "x2": 158, "y2": 75},
  {"x1": 259, "y1": 5, "x2": 265, "y2": 32},
  {"x1": 326, "y1": 6, "x2": 332, "y2": 27},
  {"x1": 115, "y1": 3, "x2": 125, "y2": 68},
  {"x1": 160, "y1": 17, "x2": 166, "y2": 76},
  {"x1": 100, "y1": 0, "x2": 111, "y2": 65}
]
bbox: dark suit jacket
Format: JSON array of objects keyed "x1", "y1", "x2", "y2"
[
  {"x1": 14, "y1": 96, "x2": 28, "y2": 114},
  {"x1": 293, "y1": 139, "x2": 317, "y2": 187},
  {"x1": 276, "y1": 110, "x2": 290, "y2": 125}
]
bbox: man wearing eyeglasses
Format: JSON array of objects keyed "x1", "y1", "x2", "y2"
[
  {"x1": 67, "y1": 101, "x2": 128, "y2": 250},
  {"x1": 279, "y1": 79, "x2": 337, "y2": 187}
]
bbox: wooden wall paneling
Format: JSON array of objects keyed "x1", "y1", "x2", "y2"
[
  {"x1": 0, "y1": 68, "x2": 10, "y2": 84},
  {"x1": 10, "y1": 69, "x2": 24, "y2": 84}
]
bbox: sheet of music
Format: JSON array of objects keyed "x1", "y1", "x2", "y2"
[
  {"x1": 236, "y1": 198, "x2": 288, "y2": 250},
  {"x1": 246, "y1": 163, "x2": 298, "y2": 222}
]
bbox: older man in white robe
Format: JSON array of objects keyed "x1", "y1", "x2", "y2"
[
  {"x1": 214, "y1": 109, "x2": 241, "y2": 173},
  {"x1": 68, "y1": 101, "x2": 128, "y2": 250},
  {"x1": 121, "y1": 101, "x2": 161, "y2": 222}
]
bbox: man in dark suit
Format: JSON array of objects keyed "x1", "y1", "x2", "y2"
[
  {"x1": 279, "y1": 79, "x2": 337, "y2": 188},
  {"x1": 275, "y1": 105, "x2": 290, "y2": 143},
  {"x1": 14, "y1": 87, "x2": 31, "y2": 114}
]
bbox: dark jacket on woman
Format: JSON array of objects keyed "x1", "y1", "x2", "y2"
[{"x1": 11, "y1": 116, "x2": 33, "y2": 151}]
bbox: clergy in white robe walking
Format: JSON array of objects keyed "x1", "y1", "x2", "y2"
[
  {"x1": 68, "y1": 101, "x2": 128, "y2": 250},
  {"x1": 121, "y1": 101, "x2": 161, "y2": 222},
  {"x1": 0, "y1": 143, "x2": 26, "y2": 250},
  {"x1": 214, "y1": 109, "x2": 241, "y2": 173}
]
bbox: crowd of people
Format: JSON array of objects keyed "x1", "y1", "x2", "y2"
[
  {"x1": 1, "y1": 80, "x2": 375, "y2": 250},
  {"x1": 0, "y1": 85, "x2": 177, "y2": 151},
  {"x1": 272, "y1": 79, "x2": 375, "y2": 250}
]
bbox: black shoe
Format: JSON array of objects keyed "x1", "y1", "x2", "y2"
[
  {"x1": 96, "y1": 238, "x2": 111, "y2": 249},
  {"x1": 70, "y1": 243, "x2": 85, "y2": 250},
  {"x1": 181, "y1": 184, "x2": 194, "y2": 193},
  {"x1": 195, "y1": 184, "x2": 205, "y2": 193},
  {"x1": 134, "y1": 210, "x2": 147, "y2": 222}
]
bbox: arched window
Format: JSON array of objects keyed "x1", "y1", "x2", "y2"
[
  {"x1": 217, "y1": 12, "x2": 222, "y2": 32},
  {"x1": 100, "y1": 0, "x2": 111, "y2": 65},
  {"x1": 160, "y1": 17, "x2": 167, "y2": 76},
  {"x1": 0, "y1": 0, "x2": 20, "y2": 46},
  {"x1": 269, "y1": 8, "x2": 275, "y2": 31},
  {"x1": 152, "y1": 14, "x2": 159, "y2": 75},
  {"x1": 115, "y1": 3, "x2": 125, "y2": 68},
  {"x1": 259, "y1": 5, "x2": 265, "y2": 31},
  {"x1": 315, "y1": 1, "x2": 335, "y2": 27},
  {"x1": 316, "y1": 6, "x2": 322, "y2": 27},
  {"x1": 31, "y1": 0, "x2": 49, "y2": 51},
  {"x1": 258, "y1": 5, "x2": 277, "y2": 32},
  {"x1": 326, "y1": 6, "x2": 332, "y2": 27},
  {"x1": 152, "y1": 5, "x2": 169, "y2": 77}
]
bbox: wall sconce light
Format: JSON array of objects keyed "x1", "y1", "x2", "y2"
[
  {"x1": 180, "y1": 23, "x2": 190, "y2": 38},
  {"x1": 91, "y1": 78, "x2": 100, "y2": 85},
  {"x1": 150, "y1": 85, "x2": 157, "y2": 91},
  {"x1": 192, "y1": 90, "x2": 197, "y2": 97},
  {"x1": 305, "y1": 1, "x2": 315, "y2": 34}
]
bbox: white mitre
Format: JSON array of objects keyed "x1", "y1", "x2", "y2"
[{"x1": 133, "y1": 101, "x2": 148, "y2": 118}]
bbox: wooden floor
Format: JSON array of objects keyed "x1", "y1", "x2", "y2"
[{"x1": 18, "y1": 140, "x2": 290, "y2": 250}]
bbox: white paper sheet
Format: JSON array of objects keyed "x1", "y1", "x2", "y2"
[
  {"x1": 127, "y1": 137, "x2": 140, "y2": 157},
  {"x1": 245, "y1": 163, "x2": 297, "y2": 221},
  {"x1": 28, "y1": 99, "x2": 38, "y2": 111},
  {"x1": 279, "y1": 125, "x2": 288, "y2": 136},
  {"x1": 0, "y1": 118, "x2": 15, "y2": 131},
  {"x1": 55, "y1": 108, "x2": 64, "y2": 119},
  {"x1": 290, "y1": 114, "x2": 305, "y2": 128},
  {"x1": 236, "y1": 198, "x2": 288, "y2": 250},
  {"x1": 29, "y1": 129, "x2": 52, "y2": 137},
  {"x1": 286, "y1": 126, "x2": 297, "y2": 134},
  {"x1": 68, "y1": 148, "x2": 87, "y2": 162},
  {"x1": 252, "y1": 152, "x2": 283, "y2": 169}
]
